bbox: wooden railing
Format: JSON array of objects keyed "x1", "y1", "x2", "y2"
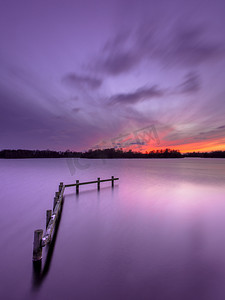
[
  {"x1": 33, "y1": 176, "x2": 119, "y2": 261},
  {"x1": 65, "y1": 176, "x2": 119, "y2": 192}
]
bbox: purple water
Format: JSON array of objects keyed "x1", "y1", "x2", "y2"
[{"x1": 1, "y1": 158, "x2": 225, "y2": 300}]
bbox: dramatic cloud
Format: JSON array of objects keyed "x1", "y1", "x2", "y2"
[
  {"x1": 91, "y1": 23, "x2": 225, "y2": 77},
  {"x1": 0, "y1": 0, "x2": 225, "y2": 152},
  {"x1": 62, "y1": 73, "x2": 102, "y2": 90},
  {"x1": 170, "y1": 26, "x2": 225, "y2": 66},
  {"x1": 109, "y1": 85, "x2": 165, "y2": 105}
]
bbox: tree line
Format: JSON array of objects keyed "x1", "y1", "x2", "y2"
[
  {"x1": 0, "y1": 148, "x2": 182, "y2": 159},
  {"x1": 1, "y1": 148, "x2": 225, "y2": 159},
  {"x1": 183, "y1": 151, "x2": 225, "y2": 158}
]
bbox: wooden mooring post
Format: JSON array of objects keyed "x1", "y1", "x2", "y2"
[
  {"x1": 97, "y1": 177, "x2": 100, "y2": 190},
  {"x1": 33, "y1": 177, "x2": 119, "y2": 261},
  {"x1": 59, "y1": 182, "x2": 63, "y2": 192},
  {"x1": 76, "y1": 180, "x2": 79, "y2": 194},
  {"x1": 46, "y1": 210, "x2": 52, "y2": 229},
  {"x1": 112, "y1": 176, "x2": 114, "y2": 188},
  {"x1": 53, "y1": 196, "x2": 58, "y2": 209},
  {"x1": 33, "y1": 229, "x2": 43, "y2": 261}
]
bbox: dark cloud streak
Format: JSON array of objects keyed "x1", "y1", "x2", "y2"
[
  {"x1": 62, "y1": 73, "x2": 102, "y2": 90},
  {"x1": 177, "y1": 72, "x2": 201, "y2": 94},
  {"x1": 109, "y1": 71, "x2": 201, "y2": 106},
  {"x1": 109, "y1": 85, "x2": 165, "y2": 105}
]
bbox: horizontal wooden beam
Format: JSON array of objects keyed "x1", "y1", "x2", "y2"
[{"x1": 65, "y1": 177, "x2": 119, "y2": 188}]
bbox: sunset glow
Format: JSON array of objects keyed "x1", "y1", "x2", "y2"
[{"x1": 1, "y1": 0, "x2": 225, "y2": 153}]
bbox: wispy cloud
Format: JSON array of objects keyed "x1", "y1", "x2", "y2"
[
  {"x1": 90, "y1": 23, "x2": 225, "y2": 77},
  {"x1": 62, "y1": 73, "x2": 102, "y2": 90},
  {"x1": 108, "y1": 71, "x2": 200, "y2": 106},
  {"x1": 176, "y1": 72, "x2": 201, "y2": 94},
  {"x1": 170, "y1": 26, "x2": 225, "y2": 66},
  {"x1": 93, "y1": 31, "x2": 141, "y2": 76},
  {"x1": 109, "y1": 85, "x2": 165, "y2": 105}
]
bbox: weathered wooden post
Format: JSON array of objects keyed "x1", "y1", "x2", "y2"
[
  {"x1": 76, "y1": 180, "x2": 79, "y2": 194},
  {"x1": 97, "y1": 177, "x2": 100, "y2": 190},
  {"x1": 59, "y1": 182, "x2": 63, "y2": 192},
  {"x1": 111, "y1": 176, "x2": 114, "y2": 188},
  {"x1": 54, "y1": 196, "x2": 58, "y2": 209},
  {"x1": 46, "y1": 210, "x2": 52, "y2": 229},
  {"x1": 54, "y1": 192, "x2": 60, "y2": 209},
  {"x1": 33, "y1": 229, "x2": 43, "y2": 261}
]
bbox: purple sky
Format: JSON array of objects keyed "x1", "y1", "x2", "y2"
[{"x1": 1, "y1": 0, "x2": 225, "y2": 152}]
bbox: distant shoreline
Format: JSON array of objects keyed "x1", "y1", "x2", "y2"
[{"x1": 1, "y1": 149, "x2": 225, "y2": 159}]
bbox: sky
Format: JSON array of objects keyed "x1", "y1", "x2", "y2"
[{"x1": 1, "y1": 0, "x2": 225, "y2": 153}]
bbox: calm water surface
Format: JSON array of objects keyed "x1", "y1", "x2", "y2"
[{"x1": 1, "y1": 158, "x2": 225, "y2": 300}]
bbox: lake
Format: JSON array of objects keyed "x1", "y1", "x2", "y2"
[{"x1": 1, "y1": 158, "x2": 225, "y2": 300}]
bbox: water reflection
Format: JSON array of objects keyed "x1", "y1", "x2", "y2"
[{"x1": 1, "y1": 158, "x2": 225, "y2": 300}]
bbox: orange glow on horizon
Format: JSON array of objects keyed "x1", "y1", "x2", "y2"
[
  {"x1": 130, "y1": 137, "x2": 225, "y2": 154},
  {"x1": 145, "y1": 140, "x2": 225, "y2": 153}
]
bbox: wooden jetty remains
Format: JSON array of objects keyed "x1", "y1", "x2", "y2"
[{"x1": 33, "y1": 176, "x2": 119, "y2": 261}]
